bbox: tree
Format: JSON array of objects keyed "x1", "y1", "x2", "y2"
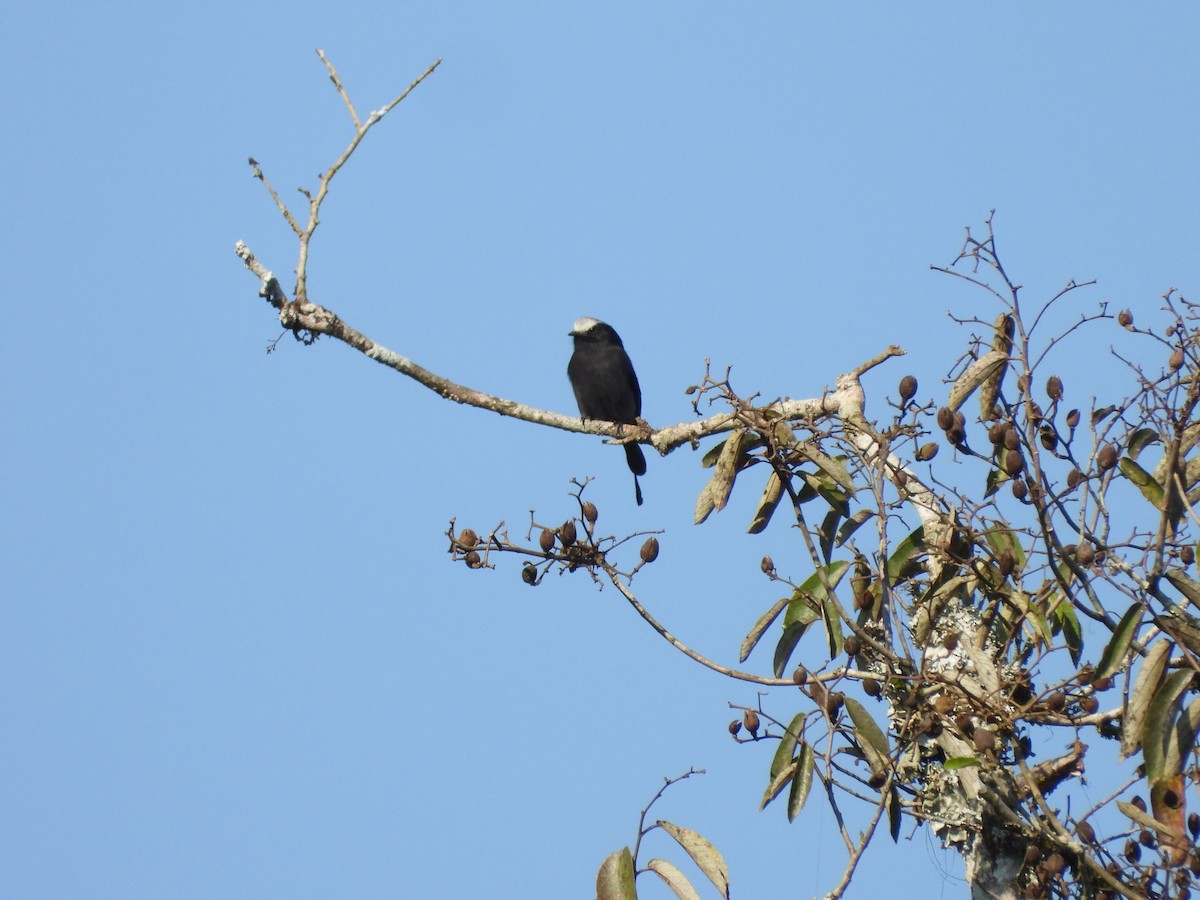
[{"x1": 237, "y1": 55, "x2": 1200, "y2": 900}]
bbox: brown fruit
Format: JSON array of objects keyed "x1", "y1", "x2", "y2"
[
  {"x1": 639, "y1": 537, "x2": 660, "y2": 563},
  {"x1": 1017, "y1": 373, "x2": 1031, "y2": 394},
  {"x1": 1076, "y1": 543, "x2": 1096, "y2": 565},
  {"x1": 863, "y1": 678, "x2": 882, "y2": 697},
  {"x1": 1124, "y1": 839, "x2": 1140, "y2": 863},
  {"x1": 1139, "y1": 828, "x2": 1154, "y2": 848},
  {"x1": 464, "y1": 550, "x2": 482, "y2": 568},
  {"x1": 1097, "y1": 443, "x2": 1119, "y2": 472},
  {"x1": 1076, "y1": 820, "x2": 1095, "y2": 843},
  {"x1": 899, "y1": 374, "x2": 918, "y2": 401},
  {"x1": 792, "y1": 666, "x2": 807, "y2": 686},
  {"x1": 1045, "y1": 692, "x2": 1067, "y2": 712},
  {"x1": 728, "y1": 719, "x2": 742, "y2": 736},
  {"x1": 1182, "y1": 544, "x2": 1196, "y2": 566},
  {"x1": 988, "y1": 422, "x2": 1007, "y2": 445},
  {"x1": 1003, "y1": 449, "x2": 1025, "y2": 475},
  {"x1": 916, "y1": 442, "x2": 939, "y2": 461},
  {"x1": 942, "y1": 632, "x2": 959, "y2": 651},
  {"x1": 1079, "y1": 696, "x2": 1099, "y2": 714},
  {"x1": 998, "y1": 551, "x2": 1015, "y2": 578},
  {"x1": 1004, "y1": 426, "x2": 1020, "y2": 450},
  {"x1": 1012, "y1": 479, "x2": 1028, "y2": 500},
  {"x1": 521, "y1": 564, "x2": 537, "y2": 585},
  {"x1": 760, "y1": 555, "x2": 775, "y2": 575},
  {"x1": 1066, "y1": 408, "x2": 1080, "y2": 429},
  {"x1": 1189, "y1": 812, "x2": 1200, "y2": 839},
  {"x1": 581, "y1": 501, "x2": 598, "y2": 524},
  {"x1": 1046, "y1": 375, "x2": 1064, "y2": 401},
  {"x1": 937, "y1": 406, "x2": 955, "y2": 430},
  {"x1": 1044, "y1": 852, "x2": 1066, "y2": 876},
  {"x1": 1118, "y1": 309, "x2": 1134, "y2": 328},
  {"x1": 743, "y1": 709, "x2": 760, "y2": 736},
  {"x1": 1066, "y1": 468, "x2": 1082, "y2": 490},
  {"x1": 973, "y1": 728, "x2": 996, "y2": 752},
  {"x1": 539, "y1": 528, "x2": 556, "y2": 552},
  {"x1": 1170, "y1": 348, "x2": 1185, "y2": 371},
  {"x1": 558, "y1": 520, "x2": 577, "y2": 547},
  {"x1": 1039, "y1": 427, "x2": 1057, "y2": 451},
  {"x1": 458, "y1": 528, "x2": 479, "y2": 550},
  {"x1": 844, "y1": 635, "x2": 861, "y2": 657},
  {"x1": 826, "y1": 692, "x2": 845, "y2": 716},
  {"x1": 946, "y1": 426, "x2": 965, "y2": 446}
]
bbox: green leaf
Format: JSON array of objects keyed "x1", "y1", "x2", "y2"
[
  {"x1": 1165, "y1": 696, "x2": 1200, "y2": 786},
  {"x1": 835, "y1": 509, "x2": 876, "y2": 548},
  {"x1": 1127, "y1": 427, "x2": 1161, "y2": 460},
  {"x1": 1052, "y1": 601, "x2": 1084, "y2": 666},
  {"x1": 1119, "y1": 457, "x2": 1165, "y2": 508},
  {"x1": 747, "y1": 471, "x2": 785, "y2": 535},
  {"x1": 787, "y1": 741, "x2": 815, "y2": 821},
  {"x1": 818, "y1": 508, "x2": 842, "y2": 565},
  {"x1": 822, "y1": 597, "x2": 845, "y2": 658},
  {"x1": 1165, "y1": 569, "x2": 1200, "y2": 607},
  {"x1": 770, "y1": 712, "x2": 807, "y2": 779},
  {"x1": 1096, "y1": 602, "x2": 1144, "y2": 680},
  {"x1": 796, "y1": 447, "x2": 857, "y2": 494},
  {"x1": 595, "y1": 847, "x2": 637, "y2": 900},
  {"x1": 760, "y1": 758, "x2": 798, "y2": 812},
  {"x1": 982, "y1": 526, "x2": 1026, "y2": 569},
  {"x1": 1144, "y1": 668, "x2": 1194, "y2": 785},
  {"x1": 773, "y1": 621, "x2": 808, "y2": 679},
  {"x1": 739, "y1": 598, "x2": 788, "y2": 664},
  {"x1": 886, "y1": 527, "x2": 926, "y2": 584},
  {"x1": 888, "y1": 785, "x2": 902, "y2": 842},
  {"x1": 943, "y1": 757, "x2": 983, "y2": 771},
  {"x1": 1122, "y1": 638, "x2": 1171, "y2": 759},
  {"x1": 845, "y1": 697, "x2": 890, "y2": 758},
  {"x1": 657, "y1": 821, "x2": 730, "y2": 900},
  {"x1": 645, "y1": 859, "x2": 701, "y2": 900}
]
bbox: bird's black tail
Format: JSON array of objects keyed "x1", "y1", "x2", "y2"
[{"x1": 625, "y1": 443, "x2": 646, "y2": 506}]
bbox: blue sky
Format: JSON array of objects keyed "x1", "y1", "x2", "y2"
[{"x1": 4, "y1": 3, "x2": 1199, "y2": 898}]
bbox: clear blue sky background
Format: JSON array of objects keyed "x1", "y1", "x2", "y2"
[{"x1": 4, "y1": 4, "x2": 1199, "y2": 898}]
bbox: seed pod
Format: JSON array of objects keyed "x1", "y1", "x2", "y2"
[
  {"x1": 743, "y1": 709, "x2": 760, "y2": 736},
  {"x1": 1012, "y1": 479, "x2": 1028, "y2": 500},
  {"x1": 760, "y1": 555, "x2": 774, "y2": 575},
  {"x1": 937, "y1": 406, "x2": 955, "y2": 431},
  {"x1": 899, "y1": 374, "x2": 918, "y2": 401},
  {"x1": 558, "y1": 520, "x2": 577, "y2": 547},
  {"x1": 1066, "y1": 409, "x2": 1080, "y2": 429},
  {"x1": 1188, "y1": 812, "x2": 1199, "y2": 839},
  {"x1": 728, "y1": 719, "x2": 742, "y2": 737},
  {"x1": 947, "y1": 426, "x2": 966, "y2": 446},
  {"x1": 1118, "y1": 309, "x2": 1134, "y2": 328},
  {"x1": 942, "y1": 632, "x2": 959, "y2": 652},
  {"x1": 894, "y1": 468, "x2": 908, "y2": 488},
  {"x1": 1125, "y1": 839, "x2": 1140, "y2": 863},
  {"x1": 825, "y1": 692, "x2": 845, "y2": 716},
  {"x1": 1028, "y1": 401, "x2": 1044, "y2": 425},
  {"x1": 1076, "y1": 543, "x2": 1096, "y2": 565},
  {"x1": 521, "y1": 564, "x2": 537, "y2": 585},
  {"x1": 639, "y1": 537, "x2": 660, "y2": 563},
  {"x1": 1097, "y1": 443, "x2": 1119, "y2": 472},
  {"x1": 1182, "y1": 545, "x2": 1195, "y2": 566},
  {"x1": 1077, "y1": 820, "x2": 1096, "y2": 843},
  {"x1": 855, "y1": 590, "x2": 872, "y2": 611},
  {"x1": 792, "y1": 665, "x2": 808, "y2": 686},
  {"x1": 998, "y1": 551, "x2": 1015, "y2": 579},
  {"x1": 1044, "y1": 852, "x2": 1066, "y2": 876},
  {"x1": 863, "y1": 678, "x2": 882, "y2": 697},
  {"x1": 916, "y1": 442, "x2": 939, "y2": 461},
  {"x1": 844, "y1": 635, "x2": 861, "y2": 657},
  {"x1": 1066, "y1": 468, "x2": 1083, "y2": 490},
  {"x1": 1139, "y1": 828, "x2": 1155, "y2": 848},
  {"x1": 1046, "y1": 375, "x2": 1064, "y2": 400},
  {"x1": 581, "y1": 501, "x2": 598, "y2": 525},
  {"x1": 539, "y1": 528, "x2": 556, "y2": 552},
  {"x1": 1045, "y1": 692, "x2": 1067, "y2": 712},
  {"x1": 458, "y1": 528, "x2": 479, "y2": 550},
  {"x1": 973, "y1": 727, "x2": 996, "y2": 752},
  {"x1": 988, "y1": 422, "x2": 1007, "y2": 445},
  {"x1": 1004, "y1": 426, "x2": 1020, "y2": 450},
  {"x1": 1003, "y1": 449, "x2": 1025, "y2": 475},
  {"x1": 1079, "y1": 696, "x2": 1099, "y2": 714},
  {"x1": 464, "y1": 550, "x2": 482, "y2": 568},
  {"x1": 956, "y1": 713, "x2": 975, "y2": 736},
  {"x1": 1040, "y1": 427, "x2": 1057, "y2": 451},
  {"x1": 1171, "y1": 348, "x2": 1185, "y2": 371}
]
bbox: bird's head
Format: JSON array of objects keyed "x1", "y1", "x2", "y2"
[{"x1": 569, "y1": 316, "x2": 605, "y2": 337}]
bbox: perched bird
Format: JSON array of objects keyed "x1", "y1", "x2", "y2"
[{"x1": 567, "y1": 317, "x2": 646, "y2": 505}]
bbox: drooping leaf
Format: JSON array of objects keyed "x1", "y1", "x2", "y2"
[
  {"x1": 595, "y1": 847, "x2": 637, "y2": 900},
  {"x1": 835, "y1": 509, "x2": 876, "y2": 548},
  {"x1": 1144, "y1": 668, "x2": 1194, "y2": 785},
  {"x1": 818, "y1": 508, "x2": 842, "y2": 565},
  {"x1": 773, "y1": 621, "x2": 809, "y2": 679},
  {"x1": 747, "y1": 471, "x2": 785, "y2": 534},
  {"x1": 1165, "y1": 569, "x2": 1200, "y2": 607},
  {"x1": 1127, "y1": 427, "x2": 1162, "y2": 461},
  {"x1": 760, "y1": 758, "x2": 798, "y2": 812},
  {"x1": 645, "y1": 859, "x2": 701, "y2": 900},
  {"x1": 845, "y1": 697, "x2": 890, "y2": 758},
  {"x1": 787, "y1": 741, "x2": 815, "y2": 822},
  {"x1": 821, "y1": 597, "x2": 845, "y2": 658},
  {"x1": 795, "y1": 446, "x2": 857, "y2": 494},
  {"x1": 1096, "y1": 602, "x2": 1144, "y2": 680},
  {"x1": 656, "y1": 821, "x2": 730, "y2": 900},
  {"x1": 1119, "y1": 457, "x2": 1165, "y2": 508},
  {"x1": 1052, "y1": 601, "x2": 1084, "y2": 666},
  {"x1": 740, "y1": 598, "x2": 789, "y2": 663},
  {"x1": 1122, "y1": 638, "x2": 1172, "y2": 759},
  {"x1": 886, "y1": 527, "x2": 927, "y2": 585},
  {"x1": 888, "y1": 785, "x2": 902, "y2": 842},
  {"x1": 1164, "y1": 696, "x2": 1200, "y2": 788},
  {"x1": 770, "y1": 712, "x2": 807, "y2": 780}
]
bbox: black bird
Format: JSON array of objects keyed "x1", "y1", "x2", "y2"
[{"x1": 567, "y1": 316, "x2": 646, "y2": 505}]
